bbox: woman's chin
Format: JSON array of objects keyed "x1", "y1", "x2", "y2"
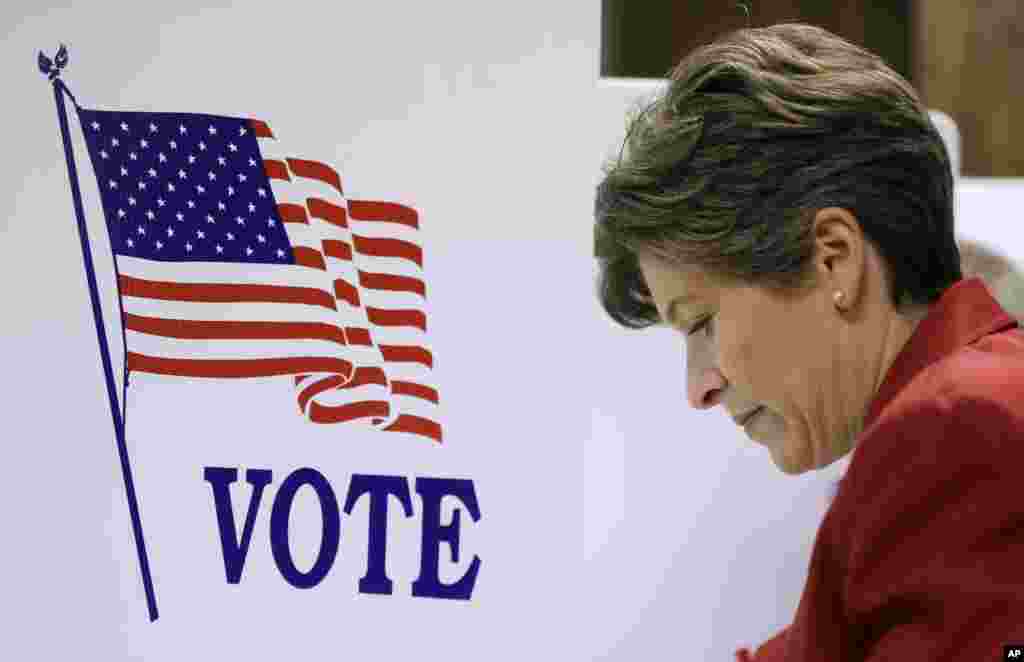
[{"x1": 767, "y1": 443, "x2": 811, "y2": 475}]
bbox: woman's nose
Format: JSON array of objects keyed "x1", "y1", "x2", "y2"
[{"x1": 688, "y1": 369, "x2": 726, "y2": 410}]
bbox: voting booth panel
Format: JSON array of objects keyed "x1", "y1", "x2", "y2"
[{"x1": 4, "y1": 3, "x2": 1024, "y2": 660}]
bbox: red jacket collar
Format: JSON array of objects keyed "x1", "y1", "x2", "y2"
[{"x1": 865, "y1": 277, "x2": 1019, "y2": 428}]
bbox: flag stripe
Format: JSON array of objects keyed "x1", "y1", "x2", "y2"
[
  {"x1": 365, "y1": 307, "x2": 426, "y2": 331},
  {"x1": 379, "y1": 344, "x2": 433, "y2": 367},
  {"x1": 127, "y1": 353, "x2": 354, "y2": 378},
  {"x1": 382, "y1": 414, "x2": 442, "y2": 443},
  {"x1": 124, "y1": 313, "x2": 347, "y2": 345},
  {"x1": 334, "y1": 278, "x2": 360, "y2": 307},
  {"x1": 391, "y1": 380, "x2": 438, "y2": 403},
  {"x1": 122, "y1": 298, "x2": 345, "y2": 326},
  {"x1": 358, "y1": 271, "x2": 425, "y2": 297},
  {"x1": 345, "y1": 327, "x2": 373, "y2": 346},
  {"x1": 120, "y1": 275, "x2": 337, "y2": 309},
  {"x1": 353, "y1": 235, "x2": 422, "y2": 267},
  {"x1": 307, "y1": 198, "x2": 348, "y2": 228},
  {"x1": 348, "y1": 200, "x2": 419, "y2": 228},
  {"x1": 288, "y1": 158, "x2": 343, "y2": 196},
  {"x1": 297, "y1": 367, "x2": 388, "y2": 412},
  {"x1": 115, "y1": 255, "x2": 322, "y2": 286},
  {"x1": 264, "y1": 159, "x2": 290, "y2": 181},
  {"x1": 323, "y1": 239, "x2": 352, "y2": 261},
  {"x1": 309, "y1": 400, "x2": 389, "y2": 424},
  {"x1": 292, "y1": 246, "x2": 327, "y2": 270},
  {"x1": 126, "y1": 330, "x2": 347, "y2": 361},
  {"x1": 278, "y1": 203, "x2": 308, "y2": 224}
]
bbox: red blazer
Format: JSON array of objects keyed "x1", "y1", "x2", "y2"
[{"x1": 735, "y1": 277, "x2": 1024, "y2": 661}]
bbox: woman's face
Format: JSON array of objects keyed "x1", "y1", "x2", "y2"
[{"x1": 635, "y1": 210, "x2": 924, "y2": 475}]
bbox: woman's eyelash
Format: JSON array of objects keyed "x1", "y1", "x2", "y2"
[{"x1": 688, "y1": 316, "x2": 711, "y2": 336}]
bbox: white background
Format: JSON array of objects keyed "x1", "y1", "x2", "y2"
[{"x1": 3, "y1": 2, "x2": 1023, "y2": 660}]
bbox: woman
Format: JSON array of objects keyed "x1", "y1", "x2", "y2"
[{"x1": 593, "y1": 23, "x2": 1024, "y2": 661}]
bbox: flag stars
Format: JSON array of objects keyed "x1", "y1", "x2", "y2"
[
  {"x1": 205, "y1": 214, "x2": 215, "y2": 224},
  {"x1": 185, "y1": 242, "x2": 193, "y2": 253},
  {"x1": 158, "y1": 152, "x2": 167, "y2": 163},
  {"x1": 120, "y1": 166, "x2": 129, "y2": 176},
  {"x1": 226, "y1": 232, "x2": 235, "y2": 240},
  {"x1": 197, "y1": 230, "x2": 205, "y2": 239},
  {"x1": 145, "y1": 210, "x2": 155, "y2": 220},
  {"x1": 235, "y1": 216, "x2": 245, "y2": 225},
  {"x1": 128, "y1": 196, "x2": 137, "y2": 206},
  {"x1": 216, "y1": 244, "x2": 224, "y2": 254},
  {"x1": 167, "y1": 182, "x2": 176, "y2": 193},
  {"x1": 148, "y1": 168, "x2": 157, "y2": 178},
  {"x1": 90, "y1": 121, "x2": 100, "y2": 131},
  {"x1": 276, "y1": 248, "x2": 285, "y2": 258},
  {"x1": 137, "y1": 226, "x2": 146, "y2": 235},
  {"x1": 237, "y1": 173, "x2": 247, "y2": 183},
  {"x1": 227, "y1": 185, "x2": 235, "y2": 196},
  {"x1": 267, "y1": 218, "x2": 276, "y2": 227},
  {"x1": 149, "y1": 122, "x2": 158, "y2": 133},
  {"x1": 208, "y1": 125, "x2": 217, "y2": 135},
  {"x1": 157, "y1": 198, "x2": 166, "y2": 207},
  {"x1": 257, "y1": 187, "x2": 267, "y2": 197},
  {"x1": 196, "y1": 185, "x2": 206, "y2": 194},
  {"x1": 228, "y1": 143, "x2": 238, "y2": 152},
  {"x1": 100, "y1": 150, "x2": 109, "y2": 159},
  {"x1": 249, "y1": 157, "x2": 257, "y2": 167},
  {"x1": 217, "y1": 156, "x2": 226, "y2": 166},
  {"x1": 188, "y1": 155, "x2": 197, "y2": 164},
  {"x1": 176, "y1": 212, "x2": 184, "y2": 222},
  {"x1": 179, "y1": 124, "x2": 187, "y2": 135},
  {"x1": 208, "y1": 171, "x2": 217, "y2": 181},
  {"x1": 108, "y1": 179, "x2": 118, "y2": 189},
  {"x1": 169, "y1": 140, "x2": 178, "y2": 150},
  {"x1": 155, "y1": 240, "x2": 163, "y2": 250},
  {"x1": 117, "y1": 208, "x2": 126, "y2": 219},
  {"x1": 199, "y1": 141, "x2": 207, "y2": 151},
  {"x1": 257, "y1": 234, "x2": 266, "y2": 243},
  {"x1": 140, "y1": 139, "x2": 149, "y2": 149},
  {"x1": 166, "y1": 227, "x2": 174, "y2": 237},
  {"x1": 120, "y1": 122, "x2": 129, "y2": 132},
  {"x1": 217, "y1": 202, "x2": 226, "y2": 211},
  {"x1": 138, "y1": 181, "x2": 147, "y2": 190},
  {"x1": 239, "y1": 126, "x2": 247, "y2": 136},
  {"x1": 126, "y1": 238, "x2": 134, "y2": 247},
  {"x1": 178, "y1": 169, "x2": 187, "y2": 180},
  {"x1": 246, "y1": 246, "x2": 254, "y2": 256},
  {"x1": 111, "y1": 137, "x2": 119, "y2": 147},
  {"x1": 248, "y1": 202, "x2": 256, "y2": 213},
  {"x1": 186, "y1": 200, "x2": 196, "y2": 209},
  {"x1": 129, "y1": 152, "x2": 138, "y2": 161}
]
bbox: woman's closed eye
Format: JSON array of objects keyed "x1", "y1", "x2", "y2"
[{"x1": 688, "y1": 315, "x2": 713, "y2": 337}]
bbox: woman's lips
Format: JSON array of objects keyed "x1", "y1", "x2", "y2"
[{"x1": 742, "y1": 406, "x2": 764, "y2": 429}]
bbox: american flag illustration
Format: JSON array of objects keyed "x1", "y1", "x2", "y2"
[{"x1": 75, "y1": 109, "x2": 441, "y2": 443}]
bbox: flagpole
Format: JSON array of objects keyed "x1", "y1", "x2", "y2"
[{"x1": 40, "y1": 45, "x2": 159, "y2": 622}]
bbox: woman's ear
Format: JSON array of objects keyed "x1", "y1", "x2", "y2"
[{"x1": 812, "y1": 207, "x2": 867, "y2": 307}]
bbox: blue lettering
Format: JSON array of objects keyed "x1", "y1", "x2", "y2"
[
  {"x1": 412, "y1": 477, "x2": 481, "y2": 600},
  {"x1": 203, "y1": 466, "x2": 273, "y2": 584},
  {"x1": 269, "y1": 467, "x2": 340, "y2": 589}
]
